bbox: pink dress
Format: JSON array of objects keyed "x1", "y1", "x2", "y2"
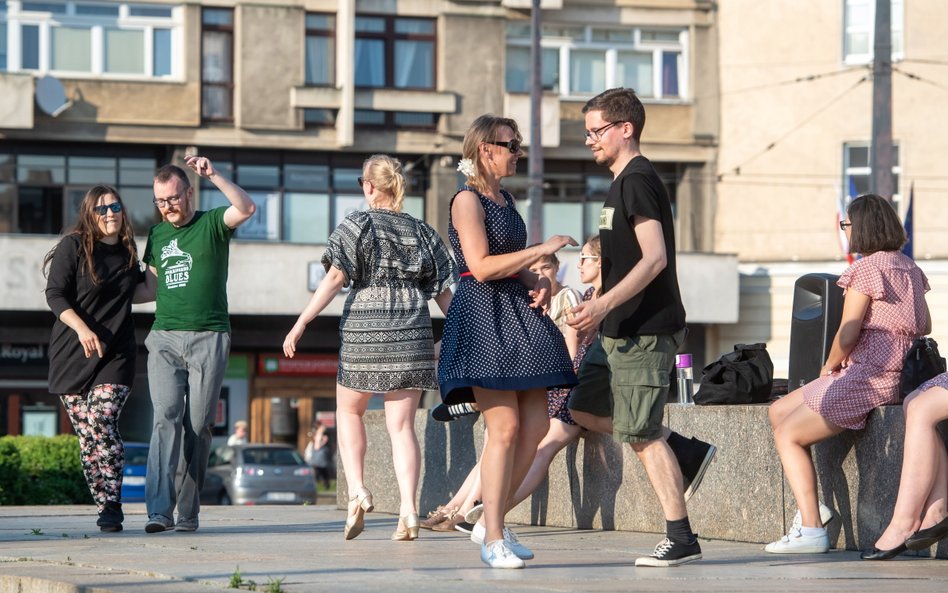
[
  {"x1": 917, "y1": 371, "x2": 948, "y2": 392},
  {"x1": 802, "y1": 251, "x2": 929, "y2": 429}
]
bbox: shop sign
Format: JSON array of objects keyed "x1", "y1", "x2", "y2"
[
  {"x1": 0, "y1": 343, "x2": 48, "y2": 369},
  {"x1": 258, "y1": 354, "x2": 338, "y2": 376}
]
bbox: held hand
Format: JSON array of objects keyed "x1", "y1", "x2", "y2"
[
  {"x1": 566, "y1": 299, "x2": 607, "y2": 334},
  {"x1": 538, "y1": 235, "x2": 578, "y2": 256},
  {"x1": 282, "y1": 323, "x2": 305, "y2": 358},
  {"x1": 528, "y1": 276, "x2": 553, "y2": 309},
  {"x1": 75, "y1": 327, "x2": 103, "y2": 359},
  {"x1": 183, "y1": 155, "x2": 216, "y2": 178}
]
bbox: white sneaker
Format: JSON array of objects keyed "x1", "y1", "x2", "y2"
[
  {"x1": 502, "y1": 527, "x2": 534, "y2": 560},
  {"x1": 790, "y1": 503, "x2": 834, "y2": 530},
  {"x1": 764, "y1": 527, "x2": 830, "y2": 554},
  {"x1": 481, "y1": 540, "x2": 525, "y2": 569},
  {"x1": 464, "y1": 502, "x2": 484, "y2": 524},
  {"x1": 471, "y1": 521, "x2": 485, "y2": 545}
]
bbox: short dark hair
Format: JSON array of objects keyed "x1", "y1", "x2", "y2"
[
  {"x1": 155, "y1": 164, "x2": 191, "y2": 188},
  {"x1": 847, "y1": 193, "x2": 906, "y2": 255},
  {"x1": 582, "y1": 88, "x2": 646, "y2": 141}
]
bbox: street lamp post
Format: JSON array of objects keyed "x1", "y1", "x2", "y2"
[{"x1": 526, "y1": 0, "x2": 544, "y2": 243}]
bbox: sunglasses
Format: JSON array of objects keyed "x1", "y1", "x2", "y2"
[
  {"x1": 357, "y1": 177, "x2": 368, "y2": 189},
  {"x1": 579, "y1": 255, "x2": 600, "y2": 261},
  {"x1": 93, "y1": 203, "x2": 123, "y2": 216},
  {"x1": 486, "y1": 139, "x2": 522, "y2": 154},
  {"x1": 839, "y1": 220, "x2": 852, "y2": 230}
]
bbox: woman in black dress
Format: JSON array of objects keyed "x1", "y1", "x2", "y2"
[{"x1": 44, "y1": 185, "x2": 152, "y2": 532}]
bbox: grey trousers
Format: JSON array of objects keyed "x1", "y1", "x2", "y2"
[{"x1": 145, "y1": 330, "x2": 230, "y2": 522}]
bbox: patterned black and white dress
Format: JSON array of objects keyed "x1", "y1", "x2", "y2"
[
  {"x1": 437, "y1": 187, "x2": 577, "y2": 404},
  {"x1": 322, "y1": 209, "x2": 456, "y2": 392}
]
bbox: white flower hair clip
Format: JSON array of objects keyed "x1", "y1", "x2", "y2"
[{"x1": 457, "y1": 158, "x2": 477, "y2": 179}]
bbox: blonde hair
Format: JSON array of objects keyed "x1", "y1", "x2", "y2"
[
  {"x1": 363, "y1": 154, "x2": 406, "y2": 212},
  {"x1": 585, "y1": 234, "x2": 601, "y2": 257},
  {"x1": 460, "y1": 114, "x2": 522, "y2": 195}
]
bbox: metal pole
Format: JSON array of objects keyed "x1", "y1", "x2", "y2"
[
  {"x1": 527, "y1": 0, "x2": 544, "y2": 243},
  {"x1": 870, "y1": 0, "x2": 894, "y2": 201}
]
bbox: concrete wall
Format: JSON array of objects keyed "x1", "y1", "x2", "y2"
[{"x1": 343, "y1": 405, "x2": 948, "y2": 557}]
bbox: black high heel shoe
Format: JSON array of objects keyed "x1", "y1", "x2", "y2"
[
  {"x1": 860, "y1": 542, "x2": 907, "y2": 560},
  {"x1": 905, "y1": 516, "x2": 948, "y2": 550}
]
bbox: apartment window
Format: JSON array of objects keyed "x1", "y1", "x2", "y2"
[
  {"x1": 0, "y1": 148, "x2": 161, "y2": 235},
  {"x1": 201, "y1": 151, "x2": 427, "y2": 243},
  {"x1": 844, "y1": 0, "x2": 903, "y2": 64},
  {"x1": 202, "y1": 7, "x2": 234, "y2": 122},
  {"x1": 354, "y1": 15, "x2": 435, "y2": 89},
  {"x1": 305, "y1": 13, "x2": 334, "y2": 86},
  {"x1": 2, "y1": 1, "x2": 180, "y2": 77},
  {"x1": 843, "y1": 142, "x2": 901, "y2": 203},
  {"x1": 506, "y1": 23, "x2": 687, "y2": 100},
  {"x1": 353, "y1": 109, "x2": 437, "y2": 129}
]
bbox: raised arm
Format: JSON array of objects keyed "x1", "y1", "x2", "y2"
[
  {"x1": 282, "y1": 266, "x2": 348, "y2": 358},
  {"x1": 452, "y1": 190, "x2": 575, "y2": 282},
  {"x1": 567, "y1": 215, "x2": 665, "y2": 334},
  {"x1": 183, "y1": 155, "x2": 256, "y2": 229}
]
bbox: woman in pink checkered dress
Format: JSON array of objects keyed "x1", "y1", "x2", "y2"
[{"x1": 765, "y1": 194, "x2": 931, "y2": 555}]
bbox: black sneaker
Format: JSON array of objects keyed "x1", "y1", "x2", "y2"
[
  {"x1": 96, "y1": 501, "x2": 124, "y2": 533},
  {"x1": 454, "y1": 521, "x2": 475, "y2": 534},
  {"x1": 635, "y1": 537, "x2": 702, "y2": 567},
  {"x1": 431, "y1": 402, "x2": 479, "y2": 422},
  {"x1": 670, "y1": 436, "x2": 717, "y2": 501}
]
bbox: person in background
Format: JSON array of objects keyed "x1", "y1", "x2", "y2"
[
  {"x1": 766, "y1": 193, "x2": 930, "y2": 556},
  {"x1": 437, "y1": 114, "x2": 577, "y2": 568},
  {"x1": 863, "y1": 373, "x2": 948, "y2": 560},
  {"x1": 44, "y1": 185, "x2": 154, "y2": 532},
  {"x1": 227, "y1": 420, "x2": 248, "y2": 446},
  {"x1": 144, "y1": 155, "x2": 256, "y2": 534},
  {"x1": 283, "y1": 154, "x2": 455, "y2": 542},
  {"x1": 305, "y1": 421, "x2": 334, "y2": 490},
  {"x1": 528, "y1": 250, "x2": 582, "y2": 359}
]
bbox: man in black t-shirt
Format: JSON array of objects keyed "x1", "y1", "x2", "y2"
[{"x1": 567, "y1": 88, "x2": 709, "y2": 568}]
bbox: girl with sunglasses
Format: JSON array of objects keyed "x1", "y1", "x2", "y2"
[
  {"x1": 43, "y1": 185, "x2": 154, "y2": 532},
  {"x1": 438, "y1": 114, "x2": 577, "y2": 568}
]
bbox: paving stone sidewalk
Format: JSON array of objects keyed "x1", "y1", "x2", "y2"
[{"x1": 0, "y1": 505, "x2": 945, "y2": 593}]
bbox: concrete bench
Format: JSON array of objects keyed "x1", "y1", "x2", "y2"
[{"x1": 338, "y1": 405, "x2": 948, "y2": 558}]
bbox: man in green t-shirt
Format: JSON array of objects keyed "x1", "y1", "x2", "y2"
[{"x1": 142, "y1": 156, "x2": 255, "y2": 534}]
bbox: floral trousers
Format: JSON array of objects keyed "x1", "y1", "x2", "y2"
[{"x1": 61, "y1": 383, "x2": 131, "y2": 511}]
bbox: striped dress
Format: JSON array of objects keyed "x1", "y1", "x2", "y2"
[{"x1": 322, "y1": 209, "x2": 456, "y2": 392}]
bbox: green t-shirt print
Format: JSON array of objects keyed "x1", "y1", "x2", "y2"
[{"x1": 143, "y1": 207, "x2": 233, "y2": 332}]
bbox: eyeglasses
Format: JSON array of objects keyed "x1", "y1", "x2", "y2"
[
  {"x1": 579, "y1": 255, "x2": 600, "y2": 261},
  {"x1": 486, "y1": 139, "x2": 522, "y2": 154},
  {"x1": 93, "y1": 203, "x2": 123, "y2": 216},
  {"x1": 839, "y1": 220, "x2": 852, "y2": 231},
  {"x1": 584, "y1": 121, "x2": 626, "y2": 142},
  {"x1": 153, "y1": 194, "x2": 183, "y2": 209},
  {"x1": 357, "y1": 177, "x2": 368, "y2": 189}
]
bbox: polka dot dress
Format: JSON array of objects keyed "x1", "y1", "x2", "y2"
[
  {"x1": 437, "y1": 186, "x2": 577, "y2": 405},
  {"x1": 802, "y1": 251, "x2": 929, "y2": 429},
  {"x1": 917, "y1": 371, "x2": 948, "y2": 392}
]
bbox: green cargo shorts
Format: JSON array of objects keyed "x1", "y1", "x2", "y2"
[{"x1": 568, "y1": 329, "x2": 685, "y2": 444}]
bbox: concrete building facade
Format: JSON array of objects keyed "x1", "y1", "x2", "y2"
[{"x1": 0, "y1": 0, "x2": 736, "y2": 444}]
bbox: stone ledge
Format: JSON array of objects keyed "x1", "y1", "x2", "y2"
[{"x1": 339, "y1": 405, "x2": 948, "y2": 558}]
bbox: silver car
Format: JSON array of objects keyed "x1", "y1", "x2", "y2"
[{"x1": 205, "y1": 444, "x2": 317, "y2": 505}]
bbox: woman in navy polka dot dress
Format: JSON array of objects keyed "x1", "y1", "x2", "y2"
[{"x1": 438, "y1": 114, "x2": 577, "y2": 568}]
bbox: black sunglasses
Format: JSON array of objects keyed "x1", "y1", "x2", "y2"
[
  {"x1": 357, "y1": 177, "x2": 367, "y2": 189},
  {"x1": 93, "y1": 203, "x2": 123, "y2": 216},
  {"x1": 486, "y1": 139, "x2": 522, "y2": 154},
  {"x1": 839, "y1": 220, "x2": 852, "y2": 231}
]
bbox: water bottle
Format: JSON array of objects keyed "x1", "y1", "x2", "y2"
[{"x1": 676, "y1": 353, "x2": 694, "y2": 405}]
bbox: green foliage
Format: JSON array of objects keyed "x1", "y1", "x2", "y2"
[
  {"x1": 265, "y1": 576, "x2": 285, "y2": 593},
  {"x1": 229, "y1": 566, "x2": 244, "y2": 589},
  {"x1": 0, "y1": 435, "x2": 92, "y2": 505}
]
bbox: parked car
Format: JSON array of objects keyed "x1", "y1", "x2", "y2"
[
  {"x1": 204, "y1": 444, "x2": 317, "y2": 505},
  {"x1": 120, "y1": 442, "x2": 149, "y2": 503},
  {"x1": 119, "y1": 441, "x2": 224, "y2": 506}
]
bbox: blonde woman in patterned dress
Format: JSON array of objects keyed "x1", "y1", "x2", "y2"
[
  {"x1": 765, "y1": 193, "x2": 931, "y2": 555},
  {"x1": 283, "y1": 154, "x2": 456, "y2": 542}
]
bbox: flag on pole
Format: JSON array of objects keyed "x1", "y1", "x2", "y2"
[
  {"x1": 836, "y1": 177, "x2": 856, "y2": 264},
  {"x1": 902, "y1": 181, "x2": 914, "y2": 259}
]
